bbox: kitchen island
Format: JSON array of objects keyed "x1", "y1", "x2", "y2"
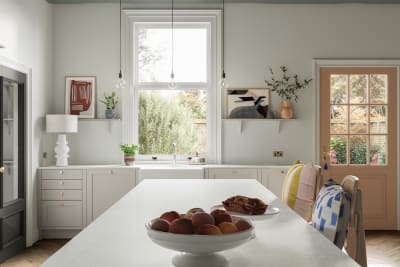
[{"x1": 41, "y1": 179, "x2": 357, "y2": 267}]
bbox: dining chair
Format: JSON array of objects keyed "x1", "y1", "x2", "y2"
[
  {"x1": 282, "y1": 162, "x2": 322, "y2": 221},
  {"x1": 312, "y1": 176, "x2": 367, "y2": 267},
  {"x1": 341, "y1": 175, "x2": 367, "y2": 267}
]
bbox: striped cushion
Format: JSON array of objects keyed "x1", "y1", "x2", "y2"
[
  {"x1": 312, "y1": 179, "x2": 350, "y2": 248},
  {"x1": 282, "y1": 162, "x2": 319, "y2": 221}
]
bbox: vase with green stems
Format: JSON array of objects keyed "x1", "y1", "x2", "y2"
[{"x1": 100, "y1": 91, "x2": 118, "y2": 119}]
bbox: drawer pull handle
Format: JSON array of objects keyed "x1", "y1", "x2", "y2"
[
  {"x1": 59, "y1": 181, "x2": 64, "y2": 185},
  {"x1": 281, "y1": 170, "x2": 285, "y2": 174},
  {"x1": 232, "y1": 171, "x2": 238, "y2": 174},
  {"x1": 60, "y1": 203, "x2": 64, "y2": 207},
  {"x1": 60, "y1": 192, "x2": 64, "y2": 196},
  {"x1": 59, "y1": 170, "x2": 64, "y2": 175},
  {"x1": 110, "y1": 170, "x2": 114, "y2": 175}
]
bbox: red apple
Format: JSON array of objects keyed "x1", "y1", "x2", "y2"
[
  {"x1": 160, "y1": 211, "x2": 180, "y2": 223},
  {"x1": 169, "y1": 218, "x2": 194, "y2": 234}
]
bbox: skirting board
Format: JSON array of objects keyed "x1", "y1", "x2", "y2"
[{"x1": 40, "y1": 229, "x2": 80, "y2": 239}]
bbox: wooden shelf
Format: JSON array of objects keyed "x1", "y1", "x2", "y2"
[
  {"x1": 78, "y1": 118, "x2": 121, "y2": 122},
  {"x1": 222, "y1": 118, "x2": 296, "y2": 133},
  {"x1": 78, "y1": 118, "x2": 121, "y2": 132}
]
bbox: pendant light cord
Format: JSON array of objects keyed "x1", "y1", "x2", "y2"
[
  {"x1": 171, "y1": 0, "x2": 174, "y2": 76},
  {"x1": 119, "y1": 0, "x2": 122, "y2": 78},
  {"x1": 222, "y1": 0, "x2": 225, "y2": 78}
]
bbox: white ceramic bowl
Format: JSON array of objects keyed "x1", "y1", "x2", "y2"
[{"x1": 146, "y1": 217, "x2": 255, "y2": 267}]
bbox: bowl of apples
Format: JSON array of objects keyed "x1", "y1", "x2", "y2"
[{"x1": 146, "y1": 208, "x2": 255, "y2": 267}]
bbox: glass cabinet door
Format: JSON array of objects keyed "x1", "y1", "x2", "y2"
[{"x1": 2, "y1": 79, "x2": 19, "y2": 205}]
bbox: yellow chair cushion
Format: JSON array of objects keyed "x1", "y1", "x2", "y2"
[{"x1": 282, "y1": 163, "x2": 304, "y2": 209}]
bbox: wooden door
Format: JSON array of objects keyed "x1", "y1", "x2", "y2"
[{"x1": 320, "y1": 67, "x2": 397, "y2": 229}]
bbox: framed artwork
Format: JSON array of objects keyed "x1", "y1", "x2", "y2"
[
  {"x1": 65, "y1": 76, "x2": 96, "y2": 118},
  {"x1": 227, "y1": 88, "x2": 270, "y2": 119}
]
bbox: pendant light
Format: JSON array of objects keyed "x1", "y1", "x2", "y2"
[
  {"x1": 115, "y1": 0, "x2": 126, "y2": 89},
  {"x1": 168, "y1": 0, "x2": 177, "y2": 89},
  {"x1": 219, "y1": 0, "x2": 228, "y2": 89}
]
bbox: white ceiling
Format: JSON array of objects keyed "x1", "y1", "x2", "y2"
[{"x1": 46, "y1": 0, "x2": 400, "y2": 4}]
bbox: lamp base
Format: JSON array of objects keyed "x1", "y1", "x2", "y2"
[{"x1": 54, "y1": 134, "x2": 70, "y2": 167}]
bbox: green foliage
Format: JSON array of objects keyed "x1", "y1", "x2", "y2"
[
  {"x1": 330, "y1": 137, "x2": 347, "y2": 164},
  {"x1": 265, "y1": 66, "x2": 312, "y2": 102},
  {"x1": 120, "y1": 144, "x2": 139, "y2": 156},
  {"x1": 139, "y1": 91, "x2": 198, "y2": 155},
  {"x1": 99, "y1": 91, "x2": 118, "y2": 110},
  {"x1": 177, "y1": 91, "x2": 207, "y2": 120},
  {"x1": 330, "y1": 137, "x2": 385, "y2": 164}
]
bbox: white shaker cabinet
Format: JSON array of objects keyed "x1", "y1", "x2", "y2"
[
  {"x1": 207, "y1": 168, "x2": 259, "y2": 180},
  {"x1": 260, "y1": 167, "x2": 290, "y2": 199},
  {"x1": 87, "y1": 168, "x2": 136, "y2": 222},
  {"x1": 39, "y1": 169, "x2": 86, "y2": 238}
]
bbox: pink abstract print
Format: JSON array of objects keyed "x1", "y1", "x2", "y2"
[{"x1": 69, "y1": 80, "x2": 92, "y2": 115}]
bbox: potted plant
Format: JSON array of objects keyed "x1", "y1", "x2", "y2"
[
  {"x1": 265, "y1": 66, "x2": 312, "y2": 119},
  {"x1": 120, "y1": 144, "x2": 139, "y2": 166},
  {"x1": 99, "y1": 91, "x2": 118, "y2": 119}
]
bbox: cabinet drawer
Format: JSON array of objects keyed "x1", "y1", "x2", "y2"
[
  {"x1": 208, "y1": 168, "x2": 258, "y2": 179},
  {"x1": 41, "y1": 201, "x2": 83, "y2": 228},
  {"x1": 42, "y1": 169, "x2": 83, "y2": 180},
  {"x1": 41, "y1": 180, "x2": 82, "y2": 190},
  {"x1": 42, "y1": 190, "x2": 82, "y2": 201}
]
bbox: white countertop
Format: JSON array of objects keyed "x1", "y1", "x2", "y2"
[
  {"x1": 41, "y1": 179, "x2": 357, "y2": 267},
  {"x1": 38, "y1": 163, "x2": 291, "y2": 170}
]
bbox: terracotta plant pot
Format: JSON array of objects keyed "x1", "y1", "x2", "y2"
[
  {"x1": 124, "y1": 155, "x2": 135, "y2": 166},
  {"x1": 280, "y1": 100, "x2": 294, "y2": 119}
]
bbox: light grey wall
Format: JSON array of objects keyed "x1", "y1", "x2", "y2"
[
  {"x1": 50, "y1": 3, "x2": 400, "y2": 165},
  {"x1": 0, "y1": 0, "x2": 53, "y2": 245},
  {"x1": 49, "y1": 3, "x2": 122, "y2": 165}
]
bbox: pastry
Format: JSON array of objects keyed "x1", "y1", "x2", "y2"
[{"x1": 222, "y1": 195, "x2": 268, "y2": 215}]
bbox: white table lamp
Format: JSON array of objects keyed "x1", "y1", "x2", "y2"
[{"x1": 46, "y1": 114, "x2": 78, "y2": 167}]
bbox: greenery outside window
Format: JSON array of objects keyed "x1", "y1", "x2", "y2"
[{"x1": 128, "y1": 11, "x2": 220, "y2": 162}]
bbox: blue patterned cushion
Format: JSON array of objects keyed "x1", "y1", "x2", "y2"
[{"x1": 312, "y1": 179, "x2": 350, "y2": 248}]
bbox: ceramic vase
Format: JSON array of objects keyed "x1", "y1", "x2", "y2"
[
  {"x1": 280, "y1": 100, "x2": 293, "y2": 119},
  {"x1": 105, "y1": 108, "x2": 116, "y2": 119}
]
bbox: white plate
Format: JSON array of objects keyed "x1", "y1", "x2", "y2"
[{"x1": 210, "y1": 204, "x2": 280, "y2": 221}]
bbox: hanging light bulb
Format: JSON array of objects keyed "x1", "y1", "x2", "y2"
[
  {"x1": 219, "y1": 0, "x2": 228, "y2": 89},
  {"x1": 168, "y1": 0, "x2": 177, "y2": 89},
  {"x1": 219, "y1": 71, "x2": 229, "y2": 89},
  {"x1": 168, "y1": 72, "x2": 177, "y2": 89},
  {"x1": 115, "y1": 70, "x2": 126, "y2": 89},
  {"x1": 115, "y1": 0, "x2": 126, "y2": 89}
]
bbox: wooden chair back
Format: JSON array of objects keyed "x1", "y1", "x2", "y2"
[{"x1": 341, "y1": 175, "x2": 367, "y2": 267}]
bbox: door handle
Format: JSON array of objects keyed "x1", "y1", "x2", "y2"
[{"x1": 0, "y1": 166, "x2": 4, "y2": 173}]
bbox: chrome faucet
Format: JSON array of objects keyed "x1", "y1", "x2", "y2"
[{"x1": 172, "y1": 143, "x2": 177, "y2": 165}]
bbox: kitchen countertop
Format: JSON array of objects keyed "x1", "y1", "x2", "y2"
[
  {"x1": 38, "y1": 163, "x2": 291, "y2": 170},
  {"x1": 41, "y1": 179, "x2": 357, "y2": 267}
]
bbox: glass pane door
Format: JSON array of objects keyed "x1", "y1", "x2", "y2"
[{"x1": 2, "y1": 79, "x2": 19, "y2": 205}]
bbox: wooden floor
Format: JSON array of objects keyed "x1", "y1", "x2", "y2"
[
  {"x1": 0, "y1": 231, "x2": 399, "y2": 267},
  {"x1": 0, "y1": 240, "x2": 67, "y2": 267}
]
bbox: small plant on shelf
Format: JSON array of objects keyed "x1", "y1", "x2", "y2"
[
  {"x1": 120, "y1": 144, "x2": 139, "y2": 166},
  {"x1": 265, "y1": 66, "x2": 312, "y2": 119},
  {"x1": 99, "y1": 91, "x2": 119, "y2": 119}
]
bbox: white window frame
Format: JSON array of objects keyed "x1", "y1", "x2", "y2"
[{"x1": 122, "y1": 10, "x2": 222, "y2": 163}]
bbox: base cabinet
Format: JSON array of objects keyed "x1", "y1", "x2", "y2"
[
  {"x1": 41, "y1": 201, "x2": 83, "y2": 228},
  {"x1": 207, "y1": 168, "x2": 259, "y2": 180},
  {"x1": 39, "y1": 165, "x2": 288, "y2": 238},
  {"x1": 260, "y1": 167, "x2": 289, "y2": 199},
  {"x1": 87, "y1": 168, "x2": 136, "y2": 223}
]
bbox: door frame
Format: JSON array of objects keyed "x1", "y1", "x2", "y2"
[
  {"x1": 313, "y1": 59, "x2": 400, "y2": 230},
  {"x1": 0, "y1": 56, "x2": 33, "y2": 245}
]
